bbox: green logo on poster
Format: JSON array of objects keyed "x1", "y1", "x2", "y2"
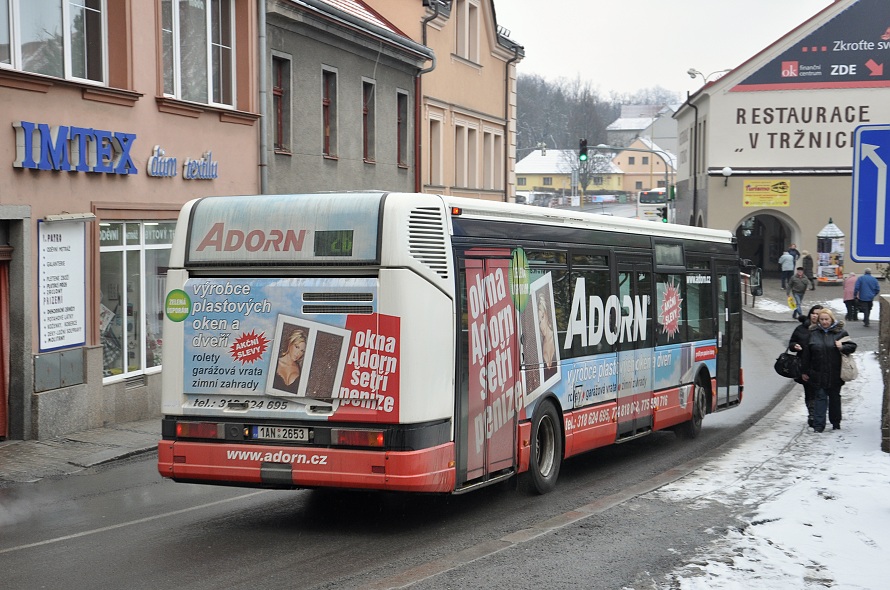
[
  {"x1": 509, "y1": 247, "x2": 530, "y2": 312},
  {"x1": 165, "y1": 289, "x2": 191, "y2": 322}
]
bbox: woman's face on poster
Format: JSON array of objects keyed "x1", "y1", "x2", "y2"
[{"x1": 287, "y1": 337, "x2": 306, "y2": 361}]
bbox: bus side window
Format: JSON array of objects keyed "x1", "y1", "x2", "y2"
[{"x1": 685, "y1": 272, "x2": 715, "y2": 341}]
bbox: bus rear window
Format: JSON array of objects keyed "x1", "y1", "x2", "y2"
[{"x1": 639, "y1": 191, "x2": 667, "y2": 204}]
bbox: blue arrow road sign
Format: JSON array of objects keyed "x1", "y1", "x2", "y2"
[{"x1": 851, "y1": 124, "x2": 890, "y2": 262}]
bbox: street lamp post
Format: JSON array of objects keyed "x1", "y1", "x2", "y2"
[
  {"x1": 684, "y1": 67, "x2": 730, "y2": 226},
  {"x1": 687, "y1": 68, "x2": 731, "y2": 84}
]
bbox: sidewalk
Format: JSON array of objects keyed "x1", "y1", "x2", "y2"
[
  {"x1": 0, "y1": 418, "x2": 159, "y2": 486},
  {"x1": 0, "y1": 276, "x2": 848, "y2": 488},
  {"x1": 741, "y1": 275, "x2": 846, "y2": 323}
]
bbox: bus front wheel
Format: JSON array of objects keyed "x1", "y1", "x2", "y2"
[{"x1": 521, "y1": 400, "x2": 563, "y2": 495}]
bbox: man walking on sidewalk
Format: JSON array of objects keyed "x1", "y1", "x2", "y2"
[
  {"x1": 787, "y1": 267, "x2": 809, "y2": 319},
  {"x1": 778, "y1": 250, "x2": 795, "y2": 289},
  {"x1": 853, "y1": 268, "x2": 881, "y2": 327}
]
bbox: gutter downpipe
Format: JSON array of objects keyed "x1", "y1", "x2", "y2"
[
  {"x1": 504, "y1": 45, "x2": 520, "y2": 202},
  {"x1": 258, "y1": 1, "x2": 268, "y2": 194},
  {"x1": 415, "y1": 3, "x2": 439, "y2": 193},
  {"x1": 686, "y1": 91, "x2": 699, "y2": 227}
]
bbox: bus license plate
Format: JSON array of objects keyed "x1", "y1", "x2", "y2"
[{"x1": 252, "y1": 426, "x2": 309, "y2": 442}]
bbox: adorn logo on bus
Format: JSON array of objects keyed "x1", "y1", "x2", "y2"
[
  {"x1": 564, "y1": 277, "x2": 650, "y2": 347},
  {"x1": 196, "y1": 222, "x2": 307, "y2": 252}
]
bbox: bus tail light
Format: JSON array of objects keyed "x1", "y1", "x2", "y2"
[
  {"x1": 176, "y1": 422, "x2": 225, "y2": 440},
  {"x1": 333, "y1": 428, "x2": 385, "y2": 448}
]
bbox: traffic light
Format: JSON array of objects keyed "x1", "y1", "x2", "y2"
[
  {"x1": 659, "y1": 207, "x2": 669, "y2": 223},
  {"x1": 579, "y1": 139, "x2": 588, "y2": 162}
]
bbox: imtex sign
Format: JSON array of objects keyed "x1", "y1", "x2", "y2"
[{"x1": 13, "y1": 120, "x2": 138, "y2": 175}]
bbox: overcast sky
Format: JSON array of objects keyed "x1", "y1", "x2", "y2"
[{"x1": 494, "y1": 0, "x2": 835, "y2": 96}]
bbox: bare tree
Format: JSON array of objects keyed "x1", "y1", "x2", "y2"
[
  {"x1": 517, "y1": 74, "x2": 681, "y2": 153},
  {"x1": 558, "y1": 149, "x2": 614, "y2": 196}
]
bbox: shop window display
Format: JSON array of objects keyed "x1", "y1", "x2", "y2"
[{"x1": 99, "y1": 221, "x2": 173, "y2": 379}]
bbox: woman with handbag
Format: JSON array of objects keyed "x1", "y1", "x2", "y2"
[
  {"x1": 789, "y1": 304, "x2": 822, "y2": 427},
  {"x1": 800, "y1": 308, "x2": 857, "y2": 432}
]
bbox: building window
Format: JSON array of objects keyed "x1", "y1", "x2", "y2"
[
  {"x1": 362, "y1": 80, "x2": 376, "y2": 162},
  {"x1": 628, "y1": 156, "x2": 635, "y2": 165},
  {"x1": 517, "y1": 177, "x2": 527, "y2": 186},
  {"x1": 397, "y1": 91, "x2": 409, "y2": 167},
  {"x1": 454, "y1": 0, "x2": 479, "y2": 62},
  {"x1": 642, "y1": 156, "x2": 649, "y2": 165},
  {"x1": 483, "y1": 131, "x2": 493, "y2": 189},
  {"x1": 455, "y1": 124, "x2": 467, "y2": 187},
  {"x1": 467, "y1": 127, "x2": 477, "y2": 188},
  {"x1": 429, "y1": 117, "x2": 443, "y2": 185},
  {"x1": 99, "y1": 221, "x2": 175, "y2": 379},
  {"x1": 161, "y1": 0, "x2": 234, "y2": 106},
  {"x1": 322, "y1": 68, "x2": 338, "y2": 157},
  {"x1": 635, "y1": 181, "x2": 643, "y2": 190},
  {"x1": 272, "y1": 55, "x2": 291, "y2": 152},
  {"x1": 0, "y1": 0, "x2": 106, "y2": 82},
  {"x1": 482, "y1": 131, "x2": 504, "y2": 190},
  {"x1": 543, "y1": 177, "x2": 553, "y2": 186},
  {"x1": 593, "y1": 176, "x2": 603, "y2": 185},
  {"x1": 494, "y1": 134, "x2": 504, "y2": 189}
]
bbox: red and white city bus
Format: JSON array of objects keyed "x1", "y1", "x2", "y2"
[{"x1": 158, "y1": 192, "x2": 743, "y2": 494}]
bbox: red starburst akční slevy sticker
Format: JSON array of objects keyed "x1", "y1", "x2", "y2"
[
  {"x1": 229, "y1": 330, "x2": 270, "y2": 364},
  {"x1": 660, "y1": 283, "x2": 683, "y2": 340}
]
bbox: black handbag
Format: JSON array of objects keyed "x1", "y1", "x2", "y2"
[{"x1": 774, "y1": 350, "x2": 801, "y2": 379}]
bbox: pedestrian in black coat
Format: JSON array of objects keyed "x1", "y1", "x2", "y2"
[
  {"x1": 800, "y1": 308, "x2": 856, "y2": 432},
  {"x1": 789, "y1": 304, "x2": 822, "y2": 427}
]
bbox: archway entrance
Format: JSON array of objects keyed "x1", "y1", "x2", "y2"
[{"x1": 735, "y1": 214, "x2": 794, "y2": 276}]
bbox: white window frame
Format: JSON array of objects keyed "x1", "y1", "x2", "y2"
[
  {"x1": 271, "y1": 50, "x2": 292, "y2": 153},
  {"x1": 321, "y1": 65, "x2": 339, "y2": 157},
  {"x1": 362, "y1": 77, "x2": 376, "y2": 163},
  {"x1": 0, "y1": 0, "x2": 108, "y2": 85},
  {"x1": 429, "y1": 115, "x2": 444, "y2": 186},
  {"x1": 482, "y1": 127, "x2": 504, "y2": 190},
  {"x1": 161, "y1": 0, "x2": 236, "y2": 107},
  {"x1": 100, "y1": 221, "x2": 174, "y2": 382},
  {"x1": 454, "y1": 0, "x2": 480, "y2": 63},
  {"x1": 396, "y1": 89, "x2": 409, "y2": 167}
]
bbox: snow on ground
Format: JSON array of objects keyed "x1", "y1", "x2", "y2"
[
  {"x1": 754, "y1": 293, "x2": 881, "y2": 324},
  {"x1": 641, "y1": 301, "x2": 888, "y2": 590}
]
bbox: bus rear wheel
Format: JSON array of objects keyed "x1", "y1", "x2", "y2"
[
  {"x1": 521, "y1": 400, "x2": 562, "y2": 495},
  {"x1": 676, "y1": 381, "x2": 706, "y2": 439}
]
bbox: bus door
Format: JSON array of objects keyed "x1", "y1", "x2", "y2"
[
  {"x1": 715, "y1": 263, "x2": 742, "y2": 408},
  {"x1": 456, "y1": 254, "x2": 520, "y2": 487},
  {"x1": 615, "y1": 258, "x2": 654, "y2": 438}
]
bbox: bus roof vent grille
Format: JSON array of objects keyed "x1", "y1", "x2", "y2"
[{"x1": 408, "y1": 206, "x2": 449, "y2": 280}]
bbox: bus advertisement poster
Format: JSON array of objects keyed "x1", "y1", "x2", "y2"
[
  {"x1": 465, "y1": 259, "x2": 522, "y2": 476},
  {"x1": 173, "y1": 277, "x2": 401, "y2": 421}
]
